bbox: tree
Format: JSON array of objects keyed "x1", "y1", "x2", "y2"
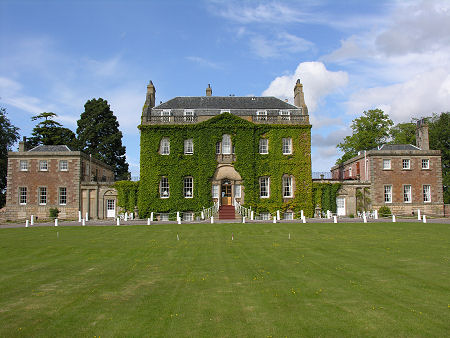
[
  {"x1": 0, "y1": 107, "x2": 20, "y2": 207},
  {"x1": 428, "y1": 112, "x2": 449, "y2": 203},
  {"x1": 336, "y1": 109, "x2": 393, "y2": 164},
  {"x1": 77, "y1": 98, "x2": 129, "y2": 180},
  {"x1": 28, "y1": 112, "x2": 77, "y2": 149},
  {"x1": 389, "y1": 122, "x2": 416, "y2": 145}
]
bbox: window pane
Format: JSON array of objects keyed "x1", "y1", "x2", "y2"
[
  {"x1": 234, "y1": 185, "x2": 241, "y2": 198},
  {"x1": 422, "y1": 159, "x2": 429, "y2": 169},
  {"x1": 403, "y1": 185, "x2": 411, "y2": 202},
  {"x1": 59, "y1": 187, "x2": 67, "y2": 205},
  {"x1": 20, "y1": 160, "x2": 28, "y2": 171},
  {"x1": 212, "y1": 185, "x2": 219, "y2": 198},
  {"x1": 283, "y1": 176, "x2": 293, "y2": 197},
  {"x1": 160, "y1": 138, "x2": 170, "y2": 155},
  {"x1": 160, "y1": 177, "x2": 169, "y2": 198},
  {"x1": 383, "y1": 159, "x2": 391, "y2": 169},
  {"x1": 39, "y1": 160, "x2": 48, "y2": 171},
  {"x1": 184, "y1": 139, "x2": 193, "y2": 154},
  {"x1": 222, "y1": 135, "x2": 231, "y2": 154},
  {"x1": 402, "y1": 159, "x2": 410, "y2": 169},
  {"x1": 260, "y1": 177, "x2": 269, "y2": 197},
  {"x1": 59, "y1": 160, "x2": 68, "y2": 171},
  {"x1": 282, "y1": 138, "x2": 292, "y2": 154},
  {"x1": 39, "y1": 187, "x2": 47, "y2": 205},
  {"x1": 259, "y1": 139, "x2": 268, "y2": 154},
  {"x1": 19, "y1": 187, "x2": 27, "y2": 204},
  {"x1": 384, "y1": 185, "x2": 392, "y2": 203},
  {"x1": 184, "y1": 177, "x2": 193, "y2": 198},
  {"x1": 423, "y1": 185, "x2": 431, "y2": 202}
]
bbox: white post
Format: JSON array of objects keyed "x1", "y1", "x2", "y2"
[
  {"x1": 54, "y1": 219, "x2": 58, "y2": 227},
  {"x1": 78, "y1": 211, "x2": 82, "y2": 222},
  {"x1": 116, "y1": 218, "x2": 120, "y2": 226},
  {"x1": 422, "y1": 215, "x2": 427, "y2": 223},
  {"x1": 85, "y1": 212, "x2": 89, "y2": 222},
  {"x1": 374, "y1": 210, "x2": 378, "y2": 220},
  {"x1": 273, "y1": 216, "x2": 276, "y2": 224},
  {"x1": 177, "y1": 217, "x2": 181, "y2": 224},
  {"x1": 177, "y1": 212, "x2": 180, "y2": 222},
  {"x1": 417, "y1": 209, "x2": 421, "y2": 220},
  {"x1": 150, "y1": 212, "x2": 154, "y2": 222},
  {"x1": 288, "y1": 233, "x2": 291, "y2": 240},
  {"x1": 327, "y1": 210, "x2": 331, "y2": 219},
  {"x1": 130, "y1": 213, "x2": 134, "y2": 220},
  {"x1": 392, "y1": 215, "x2": 396, "y2": 223},
  {"x1": 242, "y1": 216, "x2": 246, "y2": 223},
  {"x1": 147, "y1": 218, "x2": 151, "y2": 225},
  {"x1": 201, "y1": 211, "x2": 204, "y2": 220},
  {"x1": 363, "y1": 214, "x2": 367, "y2": 223},
  {"x1": 277, "y1": 210, "x2": 280, "y2": 221},
  {"x1": 124, "y1": 213, "x2": 128, "y2": 221},
  {"x1": 82, "y1": 218, "x2": 86, "y2": 226},
  {"x1": 333, "y1": 215, "x2": 337, "y2": 223},
  {"x1": 301, "y1": 210, "x2": 304, "y2": 219},
  {"x1": 210, "y1": 216, "x2": 214, "y2": 224},
  {"x1": 31, "y1": 215, "x2": 34, "y2": 225},
  {"x1": 363, "y1": 211, "x2": 366, "y2": 219},
  {"x1": 302, "y1": 216, "x2": 306, "y2": 223},
  {"x1": 251, "y1": 211, "x2": 254, "y2": 220},
  {"x1": 26, "y1": 220, "x2": 29, "y2": 228}
]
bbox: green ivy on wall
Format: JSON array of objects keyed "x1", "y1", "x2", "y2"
[
  {"x1": 312, "y1": 182, "x2": 342, "y2": 213},
  {"x1": 138, "y1": 113, "x2": 313, "y2": 218},
  {"x1": 113, "y1": 181, "x2": 139, "y2": 212}
]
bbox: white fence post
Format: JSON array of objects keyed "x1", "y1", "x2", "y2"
[
  {"x1": 85, "y1": 212, "x2": 89, "y2": 222},
  {"x1": 211, "y1": 216, "x2": 214, "y2": 224},
  {"x1": 31, "y1": 215, "x2": 34, "y2": 225},
  {"x1": 82, "y1": 218, "x2": 86, "y2": 226},
  {"x1": 422, "y1": 215, "x2": 427, "y2": 223},
  {"x1": 417, "y1": 209, "x2": 421, "y2": 220},
  {"x1": 150, "y1": 212, "x2": 154, "y2": 222},
  {"x1": 273, "y1": 216, "x2": 276, "y2": 224},
  {"x1": 392, "y1": 215, "x2": 396, "y2": 223},
  {"x1": 116, "y1": 218, "x2": 120, "y2": 226},
  {"x1": 277, "y1": 210, "x2": 280, "y2": 221},
  {"x1": 54, "y1": 219, "x2": 58, "y2": 227},
  {"x1": 242, "y1": 216, "x2": 246, "y2": 223},
  {"x1": 124, "y1": 213, "x2": 128, "y2": 221},
  {"x1": 363, "y1": 214, "x2": 367, "y2": 223},
  {"x1": 333, "y1": 215, "x2": 337, "y2": 223},
  {"x1": 26, "y1": 220, "x2": 29, "y2": 228},
  {"x1": 302, "y1": 216, "x2": 306, "y2": 223},
  {"x1": 301, "y1": 210, "x2": 304, "y2": 219},
  {"x1": 147, "y1": 218, "x2": 151, "y2": 225},
  {"x1": 251, "y1": 211, "x2": 254, "y2": 220},
  {"x1": 374, "y1": 210, "x2": 378, "y2": 220},
  {"x1": 78, "y1": 211, "x2": 82, "y2": 222},
  {"x1": 201, "y1": 211, "x2": 204, "y2": 220}
]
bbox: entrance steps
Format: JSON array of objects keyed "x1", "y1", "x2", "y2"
[{"x1": 219, "y1": 205, "x2": 239, "y2": 220}]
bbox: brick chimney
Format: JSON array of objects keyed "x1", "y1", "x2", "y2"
[
  {"x1": 294, "y1": 79, "x2": 308, "y2": 113},
  {"x1": 416, "y1": 118, "x2": 429, "y2": 150},
  {"x1": 206, "y1": 84, "x2": 212, "y2": 96},
  {"x1": 18, "y1": 136, "x2": 27, "y2": 152}
]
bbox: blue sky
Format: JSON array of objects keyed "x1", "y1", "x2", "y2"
[{"x1": 1, "y1": 0, "x2": 450, "y2": 177}]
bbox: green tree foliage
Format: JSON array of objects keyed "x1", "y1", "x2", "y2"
[
  {"x1": 428, "y1": 112, "x2": 449, "y2": 203},
  {"x1": 337, "y1": 109, "x2": 393, "y2": 164},
  {"x1": 77, "y1": 98, "x2": 129, "y2": 181},
  {"x1": 0, "y1": 107, "x2": 20, "y2": 207},
  {"x1": 28, "y1": 112, "x2": 77, "y2": 149},
  {"x1": 389, "y1": 122, "x2": 416, "y2": 145}
]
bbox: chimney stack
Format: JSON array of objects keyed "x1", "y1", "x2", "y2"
[
  {"x1": 416, "y1": 118, "x2": 429, "y2": 150},
  {"x1": 206, "y1": 84, "x2": 212, "y2": 96},
  {"x1": 18, "y1": 136, "x2": 27, "y2": 152},
  {"x1": 294, "y1": 79, "x2": 308, "y2": 113},
  {"x1": 145, "y1": 80, "x2": 156, "y2": 108}
]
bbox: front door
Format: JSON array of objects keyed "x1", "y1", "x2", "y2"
[
  {"x1": 336, "y1": 197, "x2": 345, "y2": 216},
  {"x1": 221, "y1": 179, "x2": 232, "y2": 205},
  {"x1": 106, "y1": 199, "x2": 116, "y2": 218}
]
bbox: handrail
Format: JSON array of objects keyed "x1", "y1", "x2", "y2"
[{"x1": 203, "y1": 202, "x2": 219, "y2": 219}]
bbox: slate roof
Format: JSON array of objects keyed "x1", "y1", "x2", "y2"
[
  {"x1": 155, "y1": 96, "x2": 298, "y2": 110},
  {"x1": 28, "y1": 145, "x2": 72, "y2": 152},
  {"x1": 375, "y1": 144, "x2": 421, "y2": 151}
]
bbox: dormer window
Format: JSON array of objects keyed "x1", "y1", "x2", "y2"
[
  {"x1": 256, "y1": 110, "x2": 267, "y2": 121},
  {"x1": 184, "y1": 110, "x2": 195, "y2": 122},
  {"x1": 279, "y1": 110, "x2": 290, "y2": 120},
  {"x1": 161, "y1": 110, "x2": 171, "y2": 122}
]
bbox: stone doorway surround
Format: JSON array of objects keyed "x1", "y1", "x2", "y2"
[{"x1": 212, "y1": 164, "x2": 243, "y2": 206}]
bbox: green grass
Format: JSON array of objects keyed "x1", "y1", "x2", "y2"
[{"x1": 0, "y1": 222, "x2": 449, "y2": 337}]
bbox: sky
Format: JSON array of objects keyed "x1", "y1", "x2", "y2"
[{"x1": 1, "y1": 0, "x2": 450, "y2": 178}]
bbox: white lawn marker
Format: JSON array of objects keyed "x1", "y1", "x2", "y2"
[
  {"x1": 177, "y1": 233, "x2": 179, "y2": 241},
  {"x1": 392, "y1": 215, "x2": 396, "y2": 223},
  {"x1": 78, "y1": 211, "x2": 82, "y2": 222},
  {"x1": 374, "y1": 210, "x2": 378, "y2": 220},
  {"x1": 327, "y1": 210, "x2": 331, "y2": 219},
  {"x1": 232, "y1": 233, "x2": 234, "y2": 241},
  {"x1": 176, "y1": 212, "x2": 180, "y2": 222},
  {"x1": 31, "y1": 215, "x2": 34, "y2": 225},
  {"x1": 130, "y1": 213, "x2": 134, "y2": 220},
  {"x1": 422, "y1": 215, "x2": 427, "y2": 223},
  {"x1": 85, "y1": 212, "x2": 89, "y2": 222},
  {"x1": 147, "y1": 218, "x2": 151, "y2": 225},
  {"x1": 288, "y1": 233, "x2": 291, "y2": 240},
  {"x1": 177, "y1": 218, "x2": 181, "y2": 225},
  {"x1": 251, "y1": 211, "x2": 254, "y2": 220},
  {"x1": 150, "y1": 212, "x2": 154, "y2": 222},
  {"x1": 210, "y1": 216, "x2": 214, "y2": 224},
  {"x1": 82, "y1": 218, "x2": 86, "y2": 226},
  {"x1": 277, "y1": 210, "x2": 280, "y2": 221},
  {"x1": 54, "y1": 219, "x2": 58, "y2": 227},
  {"x1": 26, "y1": 220, "x2": 29, "y2": 228},
  {"x1": 273, "y1": 216, "x2": 276, "y2": 224},
  {"x1": 333, "y1": 215, "x2": 337, "y2": 223},
  {"x1": 116, "y1": 218, "x2": 120, "y2": 226},
  {"x1": 417, "y1": 209, "x2": 421, "y2": 220},
  {"x1": 242, "y1": 216, "x2": 246, "y2": 223}
]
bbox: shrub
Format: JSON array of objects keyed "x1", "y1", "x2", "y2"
[
  {"x1": 49, "y1": 208, "x2": 59, "y2": 218},
  {"x1": 349, "y1": 214, "x2": 354, "y2": 218},
  {"x1": 378, "y1": 206, "x2": 391, "y2": 217}
]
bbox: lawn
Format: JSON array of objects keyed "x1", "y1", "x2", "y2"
[{"x1": 0, "y1": 222, "x2": 449, "y2": 337}]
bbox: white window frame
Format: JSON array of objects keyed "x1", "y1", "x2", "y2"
[
  {"x1": 184, "y1": 110, "x2": 195, "y2": 122},
  {"x1": 184, "y1": 138, "x2": 194, "y2": 155},
  {"x1": 260, "y1": 212, "x2": 270, "y2": 220},
  {"x1": 39, "y1": 187, "x2": 47, "y2": 205},
  {"x1": 383, "y1": 159, "x2": 391, "y2": 170},
  {"x1": 222, "y1": 134, "x2": 231, "y2": 155},
  {"x1": 421, "y1": 159, "x2": 429, "y2": 169},
  {"x1": 384, "y1": 185, "x2": 392, "y2": 203},
  {"x1": 284, "y1": 212, "x2": 293, "y2": 220},
  {"x1": 160, "y1": 177, "x2": 170, "y2": 198},
  {"x1": 282, "y1": 176, "x2": 293, "y2": 198},
  {"x1": 212, "y1": 184, "x2": 219, "y2": 199},
  {"x1": 279, "y1": 110, "x2": 291, "y2": 120},
  {"x1": 234, "y1": 184, "x2": 241, "y2": 198},
  {"x1": 402, "y1": 159, "x2": 410, "y2": 170},
  {"x1": 19, "y1": 187, "x2": 27, "y2": 205},
  {"x1": 259, "y1": 138, "x2": 268, "y2": 154},
  {"x1": 39, "y1": 160, "x2": 48, "y2": 171},
  {"x1": 161, "y1": 110, "x2": 171, "y2": 122},
  {"x1": 59, "y1": 160, "x2": 68, "y2": 171},
  {"x1": 20, "y1": 160, "x2": 28, "y2": 171},
  {"x1": 282, "y1": 138, "x2": 292, "y2": 155},
  {"x1": 348, "y1": 167, "x2": 352, "y2": 177},
  {"x1": 59, "y1": 187, "x2": 67, "y2": 205},
  {"x1": 256, "y1": 110, "x2": 267, "y2": 121},
  {"x1": 160, "y1": 213, "x2": 169, "y2": 221},
  {"x1": 183, "y1": 212, "x2": 194, "y2": 222},
  {"x1": 184, "y1": 177, "x2": 193, "y2": 198},
  {"x1": 423, "y1": 185, "x2": 431, "y2": 203},
  {"x1": 403, "y1": 185, "x2": 412, "y2": 203},
  {"x1": 160, "y1": 137, "x2": 170, "y2": 155},
  {"x1": 259, "y1": 176, "x2": 270, "y2": 198}
]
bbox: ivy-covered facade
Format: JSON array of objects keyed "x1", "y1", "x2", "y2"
[{"x1": 138, "y1": 80, "x2": 313, "y2": 218}]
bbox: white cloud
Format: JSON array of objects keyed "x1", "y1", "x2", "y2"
[
  {"x1": 185, "y1": 56, "x2": 221, "y2": 69},
  {"x1": 262, "y1": 61, "x2": 348, "y2": 112}
]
